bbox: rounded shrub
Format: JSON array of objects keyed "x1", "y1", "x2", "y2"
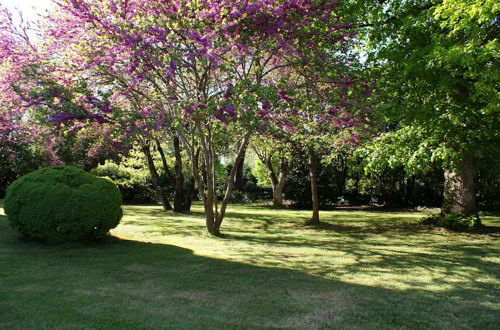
[{"x1": 4, "y1": 166, "x2": 123, "y2": 243}]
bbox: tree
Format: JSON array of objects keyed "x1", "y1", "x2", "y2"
[
  {"x1": 251, "y1": 137, "x2": 294, "y2": 207},
  {"x1": 357, "y1": 0, "x2": 499, "y2": 222},
  {"x1": 0, "y1": 1, "x2": 366, "y2": 234},
  {"x1": 31, "y1": 0, "x2": 360, "y2": 234},
  {"x1": 0, "y1": 4, "x2": 62, "y2": 194}
]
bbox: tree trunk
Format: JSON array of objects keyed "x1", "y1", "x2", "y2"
[
  {"x1": 272, "y1": 157, "x2": 292, "y2": 207},
  {"x1": 234, "y1": 144, "x2": 247, "y2": 191},
  {"x1": 172, "y1": 136, "x2": 192, "y2": 213},
  {"x1": 442, "y1": 154, "x2": 478, "y2": 220},
  {"x1": 214, "y1": 133, "x2": 251, "y2": 234},
  {"x1": 190, "y1": 145, "x2": 217, "y2": 234},
  {"x1": 308, "y1": 150, "x2": 320, "y2": 224},
  {"x1": 156, "y1": 137, "x2": 193, "y2": 213},
  {"x1": 183, "y1": 177, "x2": 195, "y2": 211},
  {"x1": 155, "y1": 139, "x2": 174, "y2": 182},
  {"x1": 142, "y1": 144, "x2": 172, "y2": 211},
  {"x1": 193, "y1": 121, "x2": 219, "y2": 235},
  {"x1": 272, "y1": 182, "x2": 285, "y2": 207},
  {"x1": 203, "y1": 150, "x2": 217, "y2": 234},
  {"x1": 190, "y1": 119, "x2": 250, "y2": 235}
]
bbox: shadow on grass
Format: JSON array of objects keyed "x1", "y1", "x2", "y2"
[
  {"x1": 1, "y1": 203, "x2": 499, "y2": 329},
  {"x1": 0, "y1": 215, "x2": 498, "y2": 329}
]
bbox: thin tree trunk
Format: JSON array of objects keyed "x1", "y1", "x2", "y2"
[
  {"x1": 442, "y1": 154, "x2": 479, "y2": 223},
  {"x1": 264, "y1": 158, "x2": 279, "y2": 206},
  {"x1": 234, "y1": 144, "x2": 247, "y2": 191},
  {"x1": 172, "y1": 136, "x2": 192, "y2": 213},
  {"x1": 157, "y1": 137, "x2": 191, "y2": 212},
  {"x1": 195, "y1": 121, "x2": 218, "y2": 234},
  {"x1": 183, "y1": 177, "x2": 195, "y2": 211},
  {"x1": 308, "y1": 150, "x2": 320, "y2": 224},
  {"x1": 191, "y1": 146, "x2": 216, "y2": 233},
  {"x1": 214, "y1": 133, "x2": 251, "y2": 234},
  {"x1": 272, "y1": 157, "x2": 292, "y2": 207},
  {"x1": 255, "y1": 150, "x2": 291, "y2": 208},
  {"x1": 142, "y1": 144, "x2": 172, "y2": 211},
  {"x1": 155, "y1": 139, "x2": 174, "y2": 182}
]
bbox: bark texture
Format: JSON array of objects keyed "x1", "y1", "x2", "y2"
[
  {"x1": 308, "y1": 150, "x2": 320, "y2": 224},
  {"x1": 234, "y1": 143, "x2": 247, "y2": 191},
  {"x1": 156, "y1": 138, "x2": 193, "y2": 213},
  {"x1": 442, "y1": 154, "x2": 477, "y2": 217},
  {"x1": 143, "y1": 144, "x2": 172, "y2": 211},
  {"x1": 254, "y1": 148, "x2": 293, "y2": 208},
  {"x1": 172, "y1": 136, "x2": 193, "y2": 213}
]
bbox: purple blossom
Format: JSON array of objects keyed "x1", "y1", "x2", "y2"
[
  {"x1": 166, "y1": 59, "x2": 176, "y2": 77},
  {"x1": 188, "y1": 29, "x2": 211, "y2": 49},
  {"x1": 329, "y1": 107, "x2": 340, "y2": 116},
  {"x1": 224, "y1": 83, "x2": 233, "y2": 99},
  {"x1": 222, "y1": 104, "x2": 237, "y2": 117},
  {"x1": 140, "y1": 105, "x2": 155, "y2": 117},
  {"x1": 278, "y1": 90, "x2": 294, "y2": 103},
  {"x1": 99, "y1": 100, "x2": 112, "y2": 113}
]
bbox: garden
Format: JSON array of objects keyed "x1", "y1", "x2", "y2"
[{"x1": 0, "y1": 0, "x2": 499, "y2": 329}]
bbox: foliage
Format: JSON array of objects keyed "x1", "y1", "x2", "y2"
[
  {"x1": 362, "y1": 0, "x2": 499, "y2": 176},
  {"x1": 421, "y1": 213, "x2": 480, "y2": 232},
  {"x1": 339, "y1": 0, "x2": 500, "y2": 216},
  {"x1": 55, "y1": 123, "x2": 128, "y2": 171},
  {"x1": 4, "y1": 166, "x2": 122, "y2": 242},
  {"x1": 92, "y1": 160, "x2": 155, "y2": 204},
  {"x1": 251, "y1": 159, "x2": 272, "y2": 188},
  {"x1": 0, "y1": 136, "x2": 55, "y2": 198},
  {"x1": 476, "y1": 158, "x2": 500, "y2": 211},
  {"x1": 92, "y1": 146, "x2": 172, "y2": 203},
  {"x1": 217, "y1": 162, "x2": 269, "y2": 202},
  {"x1": 284, "y1": 157, "x2": 340, "y2": 208},
  {"x1": 355, "y1": 126, "x2": 442, "y2": 177}
]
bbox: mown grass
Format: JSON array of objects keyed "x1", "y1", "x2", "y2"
[{"x1": 1, "y1": 200, "x2": 499, "y2": 329}]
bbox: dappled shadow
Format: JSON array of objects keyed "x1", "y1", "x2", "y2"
[
  {"x1": 1, "y1": 201, "x2": 499, "y2": 328},
  {"x1": 475, "y1": 225, "x2": 500, "y2": 234},
  {"x1": 114, "y1": 205, "x2": 500, "y2": 297},
  {"x1": 0, "y1": 217, "x2": 498, "y2": 329}
]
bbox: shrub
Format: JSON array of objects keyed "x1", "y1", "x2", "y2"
[
  {"x1": 4, "y1": 166, "x2": 122, "y2": 243},
  {"x1": 91, "y1": 160, "x2": 157, "y2": 203},
  {"x1": 421, "y1": 213, "x2": 480, "y2": 232}
]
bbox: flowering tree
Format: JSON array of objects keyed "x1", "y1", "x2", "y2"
[
  {"x1": 4, "y1": 0, "x2": 363, "y2": 234},
  {"x1": 0, "y1": 4, "x2": 64, "y2": 194}
]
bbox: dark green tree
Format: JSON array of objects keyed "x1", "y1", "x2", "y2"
[{"x1": 355, "y1": 0, "x2": 499, "y2": 222}]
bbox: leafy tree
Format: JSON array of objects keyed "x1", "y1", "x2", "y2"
[
  {"x1": 251, "y1": 137, "x2": 294, "y2": 207},
  {"x1": 26, "y1": 0, "x2": 360, "y2": 234},
  {"x1": 357, "y1": 0, "x2": 499, "y2": 222}
]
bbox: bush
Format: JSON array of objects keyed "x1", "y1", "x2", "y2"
[
  {"x1": 91, "y1": 160, "x2": 157, "y2": 203},
  {"x1": 421, "y1": 213, "x2": 480, "y2": 232},
  {"x1": 4, "y1": 166, "x2": 122, "y2": 243}
]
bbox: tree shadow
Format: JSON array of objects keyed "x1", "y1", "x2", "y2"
[
  {"x1": 1, "y1": 203, "x2": 499, "y2": 328},
  {"x1": 0, "y1": 223, "x2": 498, "y2": 329}
]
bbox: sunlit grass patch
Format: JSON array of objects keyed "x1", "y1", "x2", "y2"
[{"x1": 1, "y1": 200, "x2": 499, "y2": 329}]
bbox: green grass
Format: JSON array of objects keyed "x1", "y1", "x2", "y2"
[{"x1": 1, "y1": 200, "x2": 499, "y2": 329}]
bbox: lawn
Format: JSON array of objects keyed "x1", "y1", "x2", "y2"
[{"x1": 1, "y1": 201, "x2": 499, "y2": 329}]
